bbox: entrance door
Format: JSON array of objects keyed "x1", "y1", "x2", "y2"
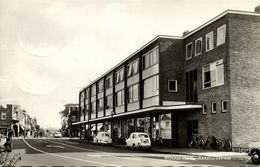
[{"x1": 186, "y1": 120, "x2": 198, "y2": 144}]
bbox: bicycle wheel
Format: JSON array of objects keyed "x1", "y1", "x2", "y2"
[
  {"x1": 216, "y1": 140, "x2": 223, "y2": 151},
  {"x1": 198, "y1": 139, "x2": 205, "y2": 149},
  {"x1": 224, "y1": 140, "x2": 232, "y2": 151}
]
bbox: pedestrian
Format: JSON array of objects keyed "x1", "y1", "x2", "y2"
[{"x1": 4, "y1": 128, "x2": 14, "y2": 152}]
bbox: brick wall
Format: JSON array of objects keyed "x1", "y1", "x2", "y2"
[
  {"x1": 177, "y1": 15, "x2": 232, "y2": 146},
  {"x1": 229, "y1": 13, "x2": 260, "y2": 148},
  {"x1": 159, "y1": 38, "x2": 185, "y2": 103}
]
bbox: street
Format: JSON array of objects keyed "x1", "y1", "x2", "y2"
[{"x1": 9, "y1": 138, "x2": 249, "y2": 166}]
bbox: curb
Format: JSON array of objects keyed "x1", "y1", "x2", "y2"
[{"x1": 68, "y1": 138, "x2": 248, "y2": 161}]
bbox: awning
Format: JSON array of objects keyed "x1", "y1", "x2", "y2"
[
  {"x1": 73, "y1": 104, "x2": 202, "y2": 124},
  {"x1": 113, "y1": 104, "x2": 202, "y2": 118}
]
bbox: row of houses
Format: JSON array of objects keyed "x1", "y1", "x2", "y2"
[
  {"x1": 69, "y1": 7, "x2": 260, "y2": 149},
  {"x1": 0, "y1": 104, "x2": 40, "y2": 137}
]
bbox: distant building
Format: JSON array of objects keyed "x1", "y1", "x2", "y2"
[
  {"x1": 61, "y1": 104, "x2": 79, "y2": 137},
  {"x1": 73, "y1": 7, "x2": 260, "y2": 149},
  {"x1": 0, "y1": 104, "x2": 40, "y2": 137}
]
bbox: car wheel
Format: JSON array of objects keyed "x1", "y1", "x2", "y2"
[
  {"x1": 132, "y1": 144, "x2": 136, "y2": 150},
  {"x1": 251, "y1": 149, "x2": 260, "y2": 164}
]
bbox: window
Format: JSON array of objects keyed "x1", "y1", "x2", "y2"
[
  {"x1": 97, "y1": 98, "x2": 104, "y2": 112},
  {"x1": 106, "y1": 95, "x2": 113, "y2": 109},
  {"x1": 115, "y1": 90, "x2": 124, "y2": 107},
  {"x1": 127, "y1": 84, "x2": 139, "y2": 103},
  {"x1": 195, "y1": 38, "x2": 202, "y2": 56},
  {"x1": 115, "y1": 68, "x2": 124, "y2": 84},
  {"x1": 1, "y1": 111, "x2": 6, "y2": 120},
  {"x1": 186, "y1": 69, "x2": 198, "y2": 102},
  {"x1": 168, "y1": 80, "x2": 177, "y2": 92},
  {"x1": 127, "y1": 59, "x2": 139, "y2": 77},
  {"x1": 91, "y1": 84, "x2": 96, "y2": 96},
  {"x1": 91, "y1": 101, "x2": 96, "y2": 118},
  {"x1": 142, "y1": 46, "x2": 159, "y2": 69},
  {"x1": 222, "y1": 100, "x2": 228, "y2": 113},
  {"x1": 217, "y1": 24, "x2": 226, "y2": 46},
  {"x1": 211, "y1": 102, "x2": 217, "y2": 114},
  {"x1": 186, "y1": 42, "x2": 193, "y2": 60},
  {"x1": 80, "y1": 91, "x2": 85, "y2": 108},
  {"x1": 202, "y1": 104, "x2": 207, "y2": 115},
  {"x1": 85, "y1": 89, "x2": 89, "y2": 99},
  {"x1": 202, "y1": 59, "x2": 224, "y2": 89},
  {"x1": 143, "y1": 75, "x2": 159, "y2": 98},
  {"x1": 105, "y1": 74, "x2": 113, "y2": 89},
  {"x1": 98, "y1": 80, "x2": 104, "y2": 93},
  {"x1": 206, "y1": 31, "x2": 214, "y2": 51},
  {"x1": 86, "y1": 103, "x2": 90, "y2": 110}
]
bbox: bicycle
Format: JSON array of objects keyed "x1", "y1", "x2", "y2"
[{"x1": 188, "y1": 135, "x2": 205, "y2": 149}]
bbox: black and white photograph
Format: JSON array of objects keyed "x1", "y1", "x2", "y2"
[{"x1": 0, "y1": 0, "x2": 260, "y2": 166}]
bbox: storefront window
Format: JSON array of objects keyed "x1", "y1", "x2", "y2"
[
  {"x1": 136, "y1": 118, "x2": 144, "y2": 132},
  {"x1": 160, "y1": 114, "x2": 171, "y2": 139},
  {"x1": 113, "y1": 121, "x2": 121, "y2": 139},
  {"x1": 125, "y1": 118, "x2": 134, "y2": 138}
]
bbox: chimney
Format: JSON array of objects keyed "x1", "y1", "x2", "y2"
[
  {"x1": 255, "y1": 5, "x2": 260, "y2": 13},
  {"x1": 183, "y1": 30, "x2": 190, "y2": 37}
]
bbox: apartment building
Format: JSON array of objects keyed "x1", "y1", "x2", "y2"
[{"x1": 74, "y1": 8, "x2": 260, "y2": 149}]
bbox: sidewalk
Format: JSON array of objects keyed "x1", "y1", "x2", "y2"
[
  {"x1": 151, "y1": 146, "x2": 248, "y2": 161},
  {"x1": 69, "y1": 138, "x2": 248, "y2": 161}
]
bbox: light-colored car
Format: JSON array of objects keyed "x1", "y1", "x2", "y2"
[
  {"x1": 248, "y1": 142, "x2": 260, "y2": 164},
  {"x1": 53, "y1": 132, "x2": 62, "y2": 138},
  {"x1": 93, "y1": 132, "x2": 112, "y2": 145},
  {"x1": 125, "y1": 132, "x2": 151, "y2": 150}
]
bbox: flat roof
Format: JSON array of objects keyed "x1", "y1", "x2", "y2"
[{"x1": 79, "y1": 9, "x2": 260, "y2": 92}]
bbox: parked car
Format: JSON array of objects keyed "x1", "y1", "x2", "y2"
[
  {"x1": 93, "y1": 132, "x2": 112, "y2": 145},
  {"x1": 53, "y1": 132, "x2": 62, "y2": 138},
  {"x1": 248, "y1": 142, "x2": 260, "y2": 164},
  {"x1": 125, "y1": 132, "x2": 151, "y2": 150}
]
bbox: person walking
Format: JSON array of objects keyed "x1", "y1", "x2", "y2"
[{"x1": 4, "y1": 129, "x2": 14, "y2": 152}]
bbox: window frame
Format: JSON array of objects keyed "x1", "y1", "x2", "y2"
[
  {"x1": 98, "y1": 80, "x2": 104, "y2": 93},
  {"x1": 143, "y1": 75, "x2": 159, "y2": 99},
  {"x1": 186, "y1": 42, "x2": 193, "y2": 60},
  {"x1": 195, "y1": 37, "x2": 202, "y2": 56},
  {"x1": 127, "y1": 58, "x2": 139, "y2": 78},
  {"x1": 1, "y1": 111, "x2": 6, "y2": 120},
  {"x1": 217, "y1": 24, "x2": 226, "y2": 46},
  {"x1": 142, "y1": 46, "x2": 159, "y2": 70},
  {"x1": 202, "y1": 59, "x2": 224, "y2": 89},
  {"x1": 168, "y1": 80, "x2": 177, "y2": 92},
  {"x1": 115, "y1": 89, "x2": 125, "y2": 107},
  {"x1": 105, "y1": 74, "x2": 113, "y2": 89},
  {"x1": 105, "y1": 94, "x2": 113, "y2": 109},
  {"x1": 127, "y1": 83, "x2": 139, "y2": 103},
  {"x1": 221, "y1": 100, "x2": 228, "y2": 113},
  {"x1": 205, "y1": 31, "x2": 214, "y2": 52},
  {"x1": 211, "y1": 102, "x2": 217, "y2": 114},
  {"x1": 115, "y1": 68, "x2": 124, "y2": 84}
]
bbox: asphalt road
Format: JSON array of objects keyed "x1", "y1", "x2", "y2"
[{"x1": 9, "y1": 138, "x2": 250, "y2": 166}]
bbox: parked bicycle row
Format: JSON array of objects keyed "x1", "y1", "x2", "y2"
[{"x1": 188, "y1": 135, "x2": 232, "y2": 151}]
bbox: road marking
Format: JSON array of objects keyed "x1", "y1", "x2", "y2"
[
  {"x1": 46, "y1": 145, "x2": 64, "y2": 148},
  {"x1": 46, "y1": 139, "x2": 143, "y2": 161},
  {"x1": 23, "y1": 139, "x2": 122, "y2": 167}
]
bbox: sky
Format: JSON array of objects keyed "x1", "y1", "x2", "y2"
[{"x1": 0, "y1": 0, "x2": 259, "y2": 129}]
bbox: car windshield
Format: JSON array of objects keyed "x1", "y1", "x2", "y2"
[{"x1": 138, "y1": 134, "x2": 148, "y2": 138}]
